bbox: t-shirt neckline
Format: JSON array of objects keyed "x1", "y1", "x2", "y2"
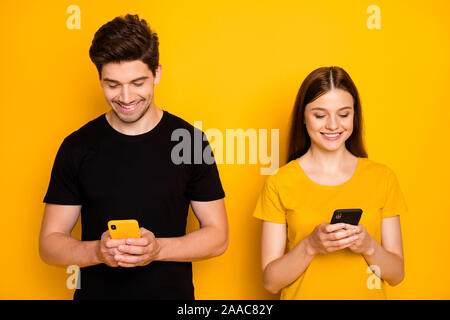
[
  {"x1": 294, "y1": 157, "x2": 361, "y2": 189},
  {"x1": 102, "y1": 109, "x2": 167, "y2": 141}
]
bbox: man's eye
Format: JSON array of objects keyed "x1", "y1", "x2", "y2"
[
  {"x1": 133, "y1": 82, "x2": 144, "y2": 87},
  {"x1": 108, "y1": 84, "x2": 119, "y2": 88}
]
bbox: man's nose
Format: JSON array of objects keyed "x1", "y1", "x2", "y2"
[{"x1": 119, "y1": 85, "x2": 134, "y2": 104}]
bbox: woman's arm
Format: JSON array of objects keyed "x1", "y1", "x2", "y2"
[
  {"x1": 261, "y1": 221, "x2": 358, "y2": 294},
  {"x1": 349, "y1": 216, "x2": 405, "y2": 286},
  {"x1": 261, "y1": 221, "x2": 313, "y2": 294}
]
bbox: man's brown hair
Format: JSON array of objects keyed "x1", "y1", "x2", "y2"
[{"x1": 89, "y1": 14, "x2": 159, "y2": 79}]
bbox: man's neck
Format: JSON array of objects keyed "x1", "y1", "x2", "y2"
[{"x1": 106, "y1": 105, "x2": 163, "y2": 136}]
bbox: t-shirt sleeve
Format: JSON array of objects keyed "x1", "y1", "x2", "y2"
[
  {"x1": 381, "y1": 167, "x2": 408, "y2": 219},
  {"x1": 185, "y1": 131, "x2": 225, "y2": 201},
  {"x1": 43, "y1": 137, "x2": 82, "y2": 205},
  {"x1": 253, "y1": 175, "x2": 286, "y2": 224}
]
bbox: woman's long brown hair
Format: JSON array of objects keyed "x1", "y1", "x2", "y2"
[{"x1": 287, "y1": 66, "x2": 368, "y2": 163}]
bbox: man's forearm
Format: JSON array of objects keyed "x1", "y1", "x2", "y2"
[
  {"x1": 155, "y1": 225, "x2": 228, "y2": 262},
  {"x1": 39, "y1": 232, "x2": 101, "y2": 268}
]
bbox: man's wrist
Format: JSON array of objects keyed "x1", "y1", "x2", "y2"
[
  {"x1": 91, "y1": 240, "x2": 102, "y2": 265},
  {"x1": 153, "y1": 237, "x2": 164, "y2": 261}
]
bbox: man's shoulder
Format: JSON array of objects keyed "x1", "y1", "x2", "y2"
[
  {"x1": 62, "y1": 111, "x2": 203, "y2": 145},
  {"x1": 62, "y1": 114, "x2": 105, "y2": 147},
  {"x1": 164, "y1": 110, "x2": 198, "y2": 132}
]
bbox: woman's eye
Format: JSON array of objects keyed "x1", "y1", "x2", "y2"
[
  {"x1": 339, "y1": 114, "x2": 350, "y2": 118},
  {"x1": 314, "y1": 115, "x2": 326, "y2": 119}
]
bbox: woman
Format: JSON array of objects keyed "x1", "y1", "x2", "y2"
[{"x1": 253, "y1": 66, "x2": 407, "y2": 299}]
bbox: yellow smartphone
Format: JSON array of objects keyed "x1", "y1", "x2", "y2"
[{"x1": 107, "y1": 219, "x2": 141, "y2": 239}]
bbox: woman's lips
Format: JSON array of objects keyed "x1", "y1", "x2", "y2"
[{"x1": 320, "y1": 132, "x2": 343, "y2": 141}]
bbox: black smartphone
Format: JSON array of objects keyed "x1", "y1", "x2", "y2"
[{"x1": 330, "y1": 209, "x2": 363, "y2": 225}]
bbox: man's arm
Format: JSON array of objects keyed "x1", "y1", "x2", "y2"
[
  {"x1": 158, "y1": 198, "x2": 229, "y2": 261},
  {"x1": 39, "y1": 204, "x2": 100, "y2": 267},
  {"x1": 114, "y1": 198, "x2": 229, "y2": 266},
  {"x1": 40, "y1": 204, "x2": 129, "y2": 268}
]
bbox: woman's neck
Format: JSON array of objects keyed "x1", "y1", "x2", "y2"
[{"x1": 301, "y1": 145, "x2": 357, "y2": 175}]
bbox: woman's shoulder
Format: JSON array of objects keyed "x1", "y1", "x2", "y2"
[
  {"x1": 358, "y1": 157, "x2": 397, "y2": 178},
  {"x1": 263, "y1": 159, "x2": 303, "y2": 187}
]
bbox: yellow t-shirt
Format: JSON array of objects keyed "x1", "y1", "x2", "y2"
[{"x1": 253, "y1": 157, "x2": 407, "y2": 300}]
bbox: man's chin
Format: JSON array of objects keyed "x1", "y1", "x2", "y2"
[{"x1": 111, "y1": 104, "x2": 150, "y2": 124}]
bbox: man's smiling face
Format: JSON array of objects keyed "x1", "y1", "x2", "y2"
[{"x1": 101, "y1": 60, "x2": 161, "y2": 124}]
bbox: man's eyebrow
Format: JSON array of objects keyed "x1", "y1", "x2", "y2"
[
  {"x1": 102, "y1": 76, "x2": 149, "y2": 83},
  {"x1": 310, "y1": 106, "x2": 353, "y2": 111}
]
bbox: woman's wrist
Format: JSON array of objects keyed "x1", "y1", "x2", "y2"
[
  {"x1": 302, "y1": 236, "x2": 317, "y2": 258},
  {"x1": 362, "y1": 236, "x2": 377, "y2": 257}
]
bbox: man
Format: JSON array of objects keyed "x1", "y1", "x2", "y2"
[{"x1": 39, "y1": 14, "x2": 228, "y2": 300}]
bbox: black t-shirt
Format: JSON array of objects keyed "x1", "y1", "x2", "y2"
[{"x1": 43, "y1": 110, "x2": 225, "y2": 300}]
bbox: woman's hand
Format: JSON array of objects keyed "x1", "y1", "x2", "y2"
[
  {"x1": 347, "y1": 224, "x2": 376, "y2": 256},
  {"x1": 305, "y1": 223, "x2": 360, "y2": 256}
]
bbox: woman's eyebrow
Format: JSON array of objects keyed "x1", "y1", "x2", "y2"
[{"x1": 310, "y1": 106, "x2": 353, "y2": 111}]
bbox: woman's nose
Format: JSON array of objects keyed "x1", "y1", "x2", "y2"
[{"x1": 325, "y1": 115, "x2": 339, "y2": 131}]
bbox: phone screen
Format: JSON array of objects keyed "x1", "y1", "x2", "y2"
[{"x1": 330, "y1": 209, "x2": 362, "y2": 225}]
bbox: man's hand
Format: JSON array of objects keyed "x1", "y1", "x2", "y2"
[
  {"x1": 114, "y1": 228, "x2": 161, "y2": 268},
  {"x1": 96, "y1": 230, "x2": 127, "y2": 267}
]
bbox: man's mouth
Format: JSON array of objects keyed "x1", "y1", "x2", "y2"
[
  {"x1": 320, "y1": 132, "x2": 343, "y2": 141},
  {"x1": 114, "y1": 100, "x2": 143, "y2": 113}
]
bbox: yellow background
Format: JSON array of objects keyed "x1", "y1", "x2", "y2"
[{"x1": 1, "y1": 0, "x2": 449, "y2": 299}]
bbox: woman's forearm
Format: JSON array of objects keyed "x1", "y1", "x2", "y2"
[
  {"x1": 262, "y1": 237, "x2": 315, "y2": 294},
  {"x1": 363, "y1": 238, "x2": 404, "y2": 286}
]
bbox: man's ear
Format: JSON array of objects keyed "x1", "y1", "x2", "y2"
[
  {"x1": 153, "y1": 64, "x2": 162, "y2": 85},
  {"x1": 99, "y1": 71, "x2": 104, "y2": 87}
]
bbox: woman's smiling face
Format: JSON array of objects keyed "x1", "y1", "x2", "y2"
[{"x1": 304, "y1": 88, "x2": 355, "y2": 152}]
